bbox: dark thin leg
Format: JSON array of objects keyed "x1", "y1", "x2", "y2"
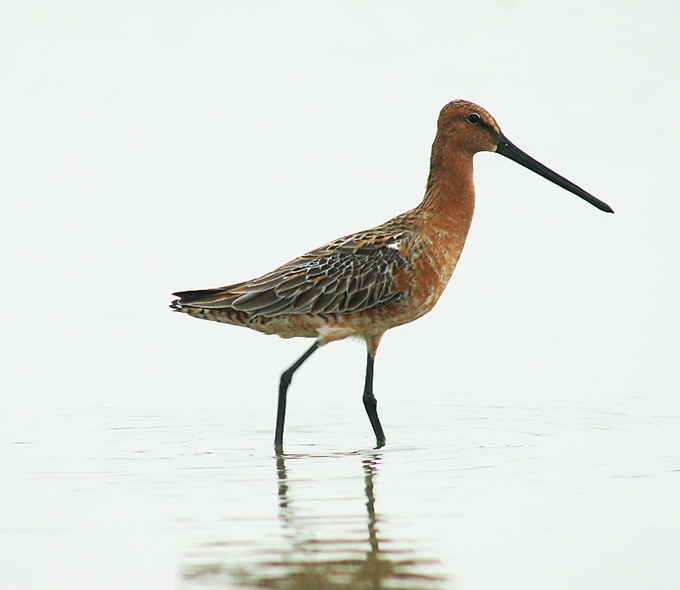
[
  {"x1": 275, "y1": 341, "x2": 321, "y2": 449},
  {"x1": 362, "y1": 351, "x2": 386, "y2": 448}
]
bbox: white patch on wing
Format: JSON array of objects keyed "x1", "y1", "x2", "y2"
[{"x1": 386, "y1": 242, "x2": 400, "y2": 250}]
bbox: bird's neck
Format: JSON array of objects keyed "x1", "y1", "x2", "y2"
[{"x1": 418, "y1": 145, "x2": 476, "y2": 236}]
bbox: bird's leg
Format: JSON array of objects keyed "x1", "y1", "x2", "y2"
[
  {"x1": 275, "y1": 340, "x2": 321, "y2": 450},
  {"x1": 362, "y1": 350, "x2": 386, "y2": 448}
]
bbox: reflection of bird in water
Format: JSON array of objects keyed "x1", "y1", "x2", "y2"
[
  {"x1": 172, "y1": 100, "x2": 613, "y2": 449},
  {"x1": 183, "y1": 453, "x2": 447, "y2": 589}
]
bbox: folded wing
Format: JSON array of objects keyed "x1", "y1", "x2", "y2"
[{"x1": 172, "y1": 238, "x2": 410, "y2": 317}]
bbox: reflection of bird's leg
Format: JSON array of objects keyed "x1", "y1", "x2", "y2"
[
  {"x1": 362, "y1": 453, "x2": 382, "y2": 558},
  {"x1": 276, "y1": 455, "x2": 289, "y2": 516},
  {"x1": 275, "y1": 453, "x2": 309, "y2": 556}
]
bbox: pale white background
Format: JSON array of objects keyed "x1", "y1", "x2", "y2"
[{"x1": 1, "y1": 2, "x2": 679, "y2": 589}]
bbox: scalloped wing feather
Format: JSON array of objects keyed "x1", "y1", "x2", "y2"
[{"x1": 172, "y1": 231, "x2": 413, "y2": 317}]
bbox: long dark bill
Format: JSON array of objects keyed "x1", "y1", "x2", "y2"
[{"x1": 496, "y1": 134, "x2": 613, "y2": 213}]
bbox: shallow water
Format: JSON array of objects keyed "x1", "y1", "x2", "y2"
[{"x1": 3, "y1": 394, "x2": 679, "y2": 590}]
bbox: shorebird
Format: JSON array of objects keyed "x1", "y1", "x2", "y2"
[{"x1": 171, "y1": 100, "x2": 613, "y2": 449}]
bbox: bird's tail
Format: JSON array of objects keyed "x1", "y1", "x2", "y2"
[{"x1": 170, "y1": 283, "x2": 246, "y2": 312}]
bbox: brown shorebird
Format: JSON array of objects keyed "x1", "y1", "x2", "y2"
[{"x1": 171, "y1": 100, "x2": 613, "y2": 449}]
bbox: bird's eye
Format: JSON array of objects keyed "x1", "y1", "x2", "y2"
[{"x1": 467, "y1": 113, "x2": 481, "y2": 124}]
